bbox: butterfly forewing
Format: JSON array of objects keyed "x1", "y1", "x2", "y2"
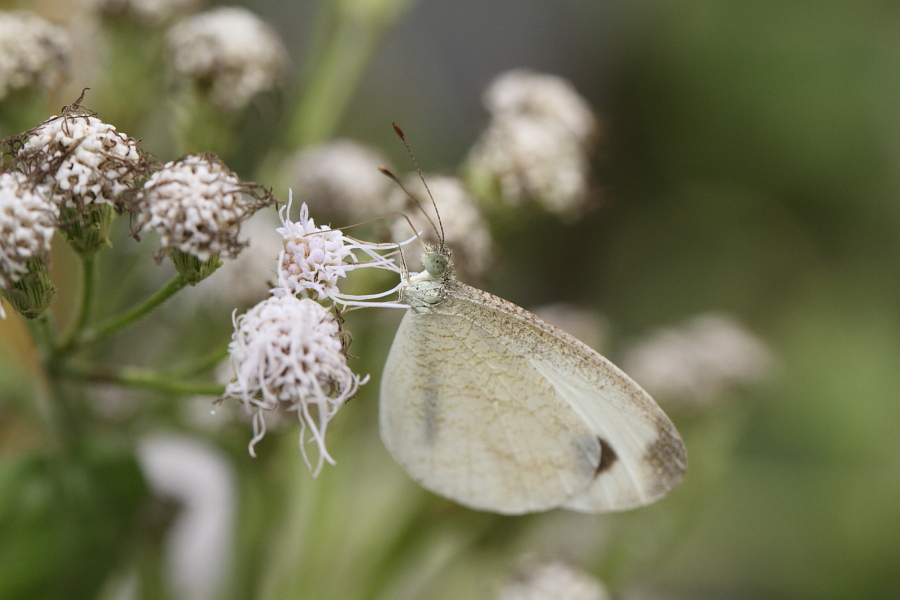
[{"x1": 380, "y1": 264, "x2": 686, "y2": 514}]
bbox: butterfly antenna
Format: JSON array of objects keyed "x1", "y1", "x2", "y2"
[
  {"x1": 391, "y1": 123, "x2": 445, "y2": 246},
  {"x1": 378, "y1": 166, "x2": 438, "y2": 250}
]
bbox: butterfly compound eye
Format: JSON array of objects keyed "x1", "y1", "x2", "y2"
[{"x1": 423, "y1": 251, "x2": 448, "y2": 277}]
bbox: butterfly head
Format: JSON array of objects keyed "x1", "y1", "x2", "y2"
[{"x1": 422, "y1": 244, "x2": 453, "y2": 280}]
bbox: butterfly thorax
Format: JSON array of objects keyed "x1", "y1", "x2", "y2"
[{"x1": 401, "y1": 245, "x2": 455, "y2": 311}]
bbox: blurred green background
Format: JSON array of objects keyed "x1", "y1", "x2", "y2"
[{"x1": 1, "y1": 0, "x2": 899, "y2": 599}]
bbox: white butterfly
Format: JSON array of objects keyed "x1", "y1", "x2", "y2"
[{"x1": 380, "y1": 243, "x2": 686, "y2": 515}]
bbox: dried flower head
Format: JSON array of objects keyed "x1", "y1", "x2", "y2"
[
  {"x1": 0, "y1": 172, "x2": 58, "y2": 318},
  {"x1": 87, "y1": 0, "x2": 201, "y2": 26},
  {"x1": 8, "y1": 107, "x2": 144, "y2": 212},
  {"x1": 467, "y1": 70, "x2": 598, "y2": 219},
  {"x1": 223, "y1": 295, "x2": 368, "y2": 474},
  {"x1": 0, "y1": 11, "x2": 71, "y2": 100},
  {"x1": 285, "y1": 139, "x2": 400, "y2": 221},
  {"x1": 389, "y1": 175, "x2": 493, "y2": 278},
  {"x1": 275, "y1": 194, "x2": 405, "y2": 307},
  {"x1": 498, "y1": 562, "x2": 609, "y2": 600},
  {"x1": 166, "y1": 7, "x2": 289, "y2": 113},
  {"x1": 136, "y1": 154, "x2": 272, "y2": 264},
  {"x1": 620, "y1": 313, "x2": 774, "y2": 408}
]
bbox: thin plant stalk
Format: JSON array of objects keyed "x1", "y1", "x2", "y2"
[{"x1": 64, "y1": 273, "x2": 188, "y2": 352}]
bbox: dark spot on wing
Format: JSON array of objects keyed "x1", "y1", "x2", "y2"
[
  {"x1": 642, "y1": 424, "x2": 687, "y2": 496},
  {"x1": 595, "y1": 437, "x2": 618, "y2": 476},
  {"x1": 423, "y1": 372, "x2": 439, "y2": 444}
]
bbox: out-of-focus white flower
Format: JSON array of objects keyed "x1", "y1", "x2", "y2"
[
  {"x1": 13, "y1": 110, "x2": 144, "y2": 211},
  {"x1": 86, "y1": 0, "x2": 200, "y2": 26},
  {"x1": 498, "y1": 561, "x2": 609, "y2": 600},
  {"x1": 138, "y1": 434, "x2": 236, "y2": 600},
  {"x1": 389, "y1": 174, "x2": 493, "y2": 278},
  {"x1": 469, "y1": 118, "x2": 593, "y2": 217},
  {"x1": 166, "y1": 7, "x2": 289, "y2": 113},
  {"x1": 285, "y1": 139, "x2": 401, "y2": 221},
  {"x1": 136, "y1": 154, "x2": 268, "y2": 262},
  {"x1": 223, "y1": 295, "x2": 367, "y2": 474},
  {"x1": 0, "y1": 172, "x2": 57, "y2": 290},
  {"x1": 483, "y1": 69, "x2": 597, "y2": 145},
  {"x1": 0, "y1": 11, "x2": 71, "y2": 101},
  {"x1": 533, "y1": 303, "x2": 609, "y2": 352},
  {"x1": 467, "y1": 69, "x2": 598, "y2": 220},
  {"x1": 275, "y1": 194, "x2": 406, "y2": 307},
  {"x1": 620, "y1": 313, "x2": 774, "y2": 408}
]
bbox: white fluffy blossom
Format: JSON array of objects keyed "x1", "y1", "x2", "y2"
[
  {"x1": 286, "y1": 139, "x2": 401, "y2": 221},
  {"x1": 389, "y1": 175, "x2": 493, "y2": 278},
  {"x1": 0, "y1": 172, "x2": 57, "y2": 291},
  {"x1": 467, "y1": 69, "x2": 598, "y2": 219},
  {"x1": 223, "y1": 295, "x2": 367, "y2": 474},
  {"x1": 166, "y1": 7, "x2": 289, "y2": 113},
  {"x1": 87, "y1": 0, "x2": 200, "y2": 26},
  {"x1": 275, "y1": 194, "x2": 406, "y2": 307},
  {"x1": 0, "y1": 11, "x2": 71, "y2": 100},
  {"x1": 620, "y1": 313, "x2": 774, "y2": 407},
  {"x1": 137, "y1": 154, "x2": 261, "y2": 262},
  {"x1": 498, "y1": 562, "x2": 609, "y2": 600},
  {"x1": 15, "y1": 111, "x2": 143, "y2": 210}
]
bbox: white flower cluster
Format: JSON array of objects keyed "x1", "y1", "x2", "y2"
[
  {"x1": 467, "y1": 69, "x2": 598, "y2": 219},
  {"x1": 17, "y1": 112, "x2": 143, "y2": 210},
  {"x1": 0, "y1": 172, "x2": 58, "y2": 291},
  {"x1": 225, "y1": 197, "x2": 405, "y2": 469},
  {"x1": 389, "y1": 175, "x2": 493, "y2": 278},
  {"x1": 87, "y1": 0, "x2": 200, "y2": 26},
  {"x1": 498, "y1": 562, "x2": 609, "y2": 600},
  {"x1": 274, "y1": 194, "x2": 405, "y2": 306},
  {"x1": 137, "y1": 154, "x2": 252, "y2": 261},
  {"x1": 166, "y1": 7, "x2": 289, "y2": 113},
  {"x1": 285, "y1": 139, "x2": 400, "y2": 221},
  {"x1": 276, "y1": 202, "x2": 353, "y2": 301},
  {"x1": 620, "y1": 313, "x2": 774, "y2": 407},
  {"x1": 0, "y1": 11, "x2": 71, "y2": 101},
  {"x1": 224, "y1": 295, "x2": 367, "y2": 474}
]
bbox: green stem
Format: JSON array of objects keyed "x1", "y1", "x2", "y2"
[
  {"x1": 288, "y1": 2, "x2": 415, "y2": 148},
  {"x1": 27, "y1": 313, "x2": 56, "y2": 358},
  {"x1": 57, "y1": 253, "x2": 96, "y2": 352},
  {"x1": 62, "y1": 364, "x2": 225, "y2": 396},
  {"x1": 68, "y1": 273, "x2": 188, "y2": 351}
]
